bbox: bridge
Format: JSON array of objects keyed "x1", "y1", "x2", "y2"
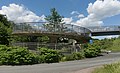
[
  {"x1": 88, "y1": 26, "x2": 120, "y2": 36},
  {"x1": 12, "y1": 22, "x2": 91, "y2": 43},
  {"x1": 12, "y1": 22, "x2": 120, "y2": 41},
  {"x1": 12, "y1": 22, "x2": 120, "y2": 37},
  {"x1": 12, "y1": 22, "x2": 120, "y2": 50}
]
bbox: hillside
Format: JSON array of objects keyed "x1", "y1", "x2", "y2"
[{"x1": 107, "y1": 37, "x2": 120, "y2": 52}]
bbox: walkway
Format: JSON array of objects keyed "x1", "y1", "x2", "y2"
[
  {"x1": 88, "y1": 26, "x2": 120, "y2": 36},
  {"x1": 12, "y1": 22, "x2": 91, "y2": 43}
]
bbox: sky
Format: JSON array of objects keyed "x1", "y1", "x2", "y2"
[{"x1": 0, "y1": 0, "x2": 120, "y2": 39}]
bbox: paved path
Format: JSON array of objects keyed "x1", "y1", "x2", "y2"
[{"x1": 0, "y1": 53, "x2": 120, "y2": 73}]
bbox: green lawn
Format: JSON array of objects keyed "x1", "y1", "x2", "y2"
[
  {"x1": 92, "y1": 62, "x2": 120, "y2": 73},
  {"x1": 106, "y1": 38, "x2": 120, "y2": 52}
]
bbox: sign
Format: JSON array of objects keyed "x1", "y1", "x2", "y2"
[{"x1": 89, "y1": 40, "x2": 93, "y2": 44}]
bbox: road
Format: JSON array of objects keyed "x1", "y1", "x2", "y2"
[{"x1": 0, "y1": 53, "x2": 120, "y2": 73}]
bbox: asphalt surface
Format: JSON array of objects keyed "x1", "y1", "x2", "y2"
[{"x1": 0, "y1": 53, "x2": 120, "y2": 73}]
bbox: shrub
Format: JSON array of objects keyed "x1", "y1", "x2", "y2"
[
  {"x1": 64, "y1": 54, "x2": 74, "y2": 61},
  {"x1": 84, "y1": 47, "x2": 97, "y2": 58},
  {"x1": 0, "y1": 45, "x2": 39, "y2": 65},
  {"x1": 61, "y1": 52, "x2": 85, "y2": 61},
  {"x1": 71, "y1": 52, "x2": 85, "y2": 60},
  {"x1": 38, "y1": 47, "x2": 62, "y2": 63},
  {"x1": 84, "y1": 47, "x2": 101, "y2": 58},
  {"x1": 82, "y1": 42, "x2": 101, "y2": 58}
]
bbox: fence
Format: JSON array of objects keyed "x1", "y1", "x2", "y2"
[{"x1": 12, "y1": 42, "x2": 81, "y2": 54}]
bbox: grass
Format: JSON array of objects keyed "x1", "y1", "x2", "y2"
[
  {"x1": 106, "y1": 38, "x2": 120, "y2": 52},
  {"x1": 92, "y1": 62, "x2": 120, "y2": 73}
]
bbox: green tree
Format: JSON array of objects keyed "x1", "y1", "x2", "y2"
[
  {"x1": 37, "y1": 36, "x2": 49, "y2": 43},
  {"x1": 45, "y1": 8, "x2": 64, "y2": 32},
  {"x1": 0, "y1": 14, "x2": 12, "y2": 45}
]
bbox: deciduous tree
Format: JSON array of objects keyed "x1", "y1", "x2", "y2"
[{"x1": 0, "y1": 14, "x2": 12, "y2": 45}]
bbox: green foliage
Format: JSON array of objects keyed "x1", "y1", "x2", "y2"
[
  {"x1": 37, "y1": 36, "x2": 49, "y2": 43},
  {"x1": 92, "y1": 37, "x2": 120, "y2": 52},
  {"x1": 13, "y1": 36, "x2": 32, "y2": 42},
  {"x1": 71, "y1": 52, "x2": 85, "y2": 60},
  {"x1": 45, "y1": 8, "x2": 64, "y2": 32},
  {"x1": 92, "y1": 62, "x2": 120, "y2": 73},
  {"x1": 100, "y1": 38, "x2": 113, "y2": 50},
  {"x1": 0, "y1": 14, "x2": 12, "y2": 45},
  {"x1": 83, "y1": 37, "x2": 120, "y2": 58},
  {"x1": 13, "y1": 36, "x2": 49, "y2": 43},
  {"x1": 84, "y1": 47, "x2": 98, "y2": 58},
  {"x1": 63, "y1": 55, "x2": 74, "y2": 61},
  {"x1": 58, "y1": 47, "x2": 71, "y2": 53},
  {"x1": 107, "y1": 37, "x2": 120, "y2": 52},
  {"x1": 38, "y1": 47, "x2": 62, "y2": 63},
  {"x1": 83, "y1": 43, "x2": 101, "y2": 58},
  {"x1": 0, "y1": 45, "x2": 39, "y2": 65},
  {"x1": 61, "y1": 52, "x2": 85, "y2": 61}
]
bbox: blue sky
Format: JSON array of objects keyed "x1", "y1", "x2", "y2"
[
  {"x1": 0, "y1": 0, "x2": 91, "y2": 22},
  {"x1": 0, "y1": 0, "x2": 120, "y2": 26},
  {"x1": 0, "y1": 0, "x2": 120, "y2": 39},
  {"x1": 0, "y1": 0, "x2": 95, "y2": 16}
]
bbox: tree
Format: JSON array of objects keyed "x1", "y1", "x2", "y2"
[
  {"x1": 45, "y1": 8, "x2": 64, "y2": 32},
  {"x1": 0, "y1": 14, "x2": 12, "y2": 45},
  {"x1": 37, "y1": 36, "x2": 49, "y2": 43}
]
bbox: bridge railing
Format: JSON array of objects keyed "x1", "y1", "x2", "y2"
[
  {"x1": 87, "y1": 26, "x2": 120, "y2": 32},
  {"x1": 13, "y1": 22, "x2": 91, "y2": 36}
]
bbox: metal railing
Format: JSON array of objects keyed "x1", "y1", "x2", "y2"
[
  {"x1": 87, "y1": 26, "x2": 120, "y2": 32},
  {"x1": 12, "y1": 22, "x2": 120, "y2": 36},
  {"x1": 12, "y1": 22, "x2": 91, "y2": 37}
]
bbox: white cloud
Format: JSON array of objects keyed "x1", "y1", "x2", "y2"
[
  {"x1": 0, "y1": 3, "x2": 45, "y2": 23},
  {"x1": 71, "y1": 11, "x2": 85, "y2": 18},
  {"x1": 71, "y1": 11, "x2": 79, "y2": 15},
  {"x1": 62, "y1": 17, "x2": 73, "y2": 24},
  {"x1": 78, "y1": 14, "x2": 85, "y2": 18},
  {"x1": 75, "y1": 0, "x2": 120, "y2": 27},
  {"x1": 39, "y1": 15, "x2": 46, "y2": 22}
]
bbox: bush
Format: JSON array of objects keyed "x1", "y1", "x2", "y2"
[
  {"x1": 84, "y1": 47, "x2": 101, "y2": 58},
  {"x1": 38, "y1": 47, "x2": 62, "y2": 63},
  {"x1": 69, "y1": 52, "x2": 85, "y2": 60},
  {"x1": 0, "y1": 45, "x2": 39, "y2": 65},
  {"x1": 83, "y1": 43, "x2": 101, "y2": 58},
  {"x1": 61, "y1": 52, "x2": 85, "y2": 61},
  {"x1": 84, "y1": 47, "x2": 97, "y2": 58},
  {"x1": 63, "y1": 55, "x2": 74, "y2": 61}
]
